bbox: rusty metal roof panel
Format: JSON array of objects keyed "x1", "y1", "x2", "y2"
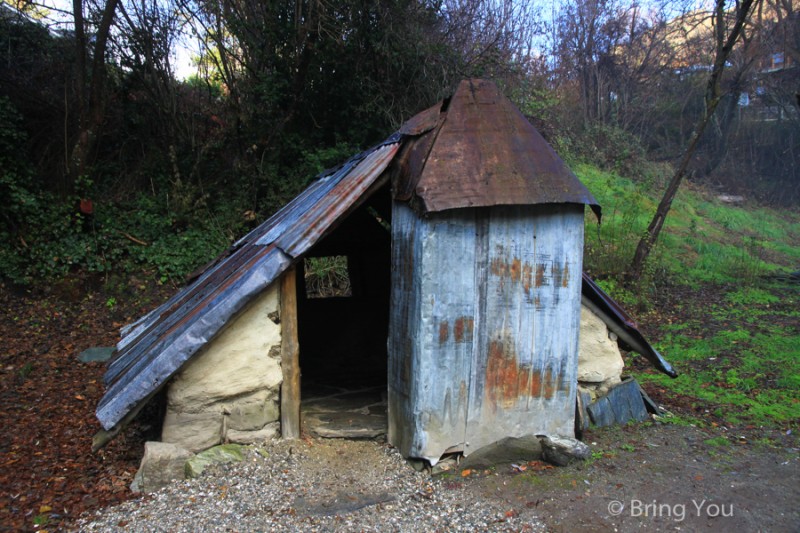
[
  {"x1": 398, "y1": 79, "x2": 601, "y2": 218},
  {"x1": 96, "y1": 139, "x2": 400, "y2": 431},
  {"x1": 268, "y1": 142, "x2": 401, "y2": 256},
  {"x1": 581, "y1": 273, "x2": 677, "y2": 377}
]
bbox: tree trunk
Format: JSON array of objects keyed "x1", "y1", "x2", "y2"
[
  {"x1": 67, "y1": 0, "x2": 121, "y2": 194},
  {"x1": 628, "y1": 0, "x2": 757, "y2": 281}
]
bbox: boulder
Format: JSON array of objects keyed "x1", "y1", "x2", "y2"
[
  {"x1": 185, "y1": 443, "x2": 245, "y2": 478},
  {"x1": 161, "y1": 286, "x2": 283, "y2": 451},
  {"x1": 161, "y1": 410, "x2": 223, "y2": 453},
  {"x1": 226, "y1": 422, "x2": 280, "y2": 445},
  {"x1": 539, "y1": 435, "x2": 591, "y2": 466},
  {"x1": 460, "y1": 435, "x2": 543, "y2": 470},
  {"x1": 578, "y1": 305, "x2": 624, "y2": 384},
  {"x1": 130, "y1": 441, "x2": 194, "y2": 493}
]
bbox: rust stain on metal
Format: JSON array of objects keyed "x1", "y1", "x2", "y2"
[
  {"x1": 439, "y1": 320, "x2": 450, "y2": 344},
  {"x1": 510, "y1": 258, "x2": 522, "y2": 282},
  {"x1": 485, "y1": 337, "x2": 556, "y2": 409},
  {"x1": 535, "y1": 264, "x2": 547, "y2": 287},
  {"x1": 453, "y1": 316, "x2": 474, "y2": 343},
  {"x1": 543, "y1": 368, "x2": 557, "y2": 398},
  {"x1": 491, "y1": 257, "x2": 533, "y2": 294},
  {"x1": 522, "y1": 262, "x2": 533, "y2": 295},
  {"x1": 561, "y1": 262, "x2": 570, "y2": 288},
  {"x1": 490, "y1": 256, "x2": 507, "y2": 277}
]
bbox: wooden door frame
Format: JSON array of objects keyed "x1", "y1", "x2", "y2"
[{"x1": 280, "y1": 266, "x2": 301, "y2": 438}]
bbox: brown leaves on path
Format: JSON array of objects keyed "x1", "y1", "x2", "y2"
[{"x1": 0, "y1": 279, "x2": 171, "y2": 531}]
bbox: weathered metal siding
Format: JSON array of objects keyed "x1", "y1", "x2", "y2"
[
  {"x1": 387, "y1": 203, "x2": 425, "y2": 456},
  {"x1": 388, "y1": 203, "x2": 585, "y2": 463},
  {"x1": 466, "y1": 205, "x2": 584, "y2": 454}
]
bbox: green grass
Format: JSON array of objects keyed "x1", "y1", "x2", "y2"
[
  {"x1": 576, "y1": 163, "x2": 800, "y2": 430},
  {"x1": 639, "y1": 294, "x2": 800, "y2": 428},
  {"x1": 578, "y1": 164, "x2": 800, "y2": 286}
]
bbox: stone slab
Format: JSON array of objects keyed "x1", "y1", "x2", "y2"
[
  {"x1": 586, "y1": 377, "x2": 649, "y2": 427},
  {"x1": 78, "y1": 347, "x2": 115, "y2": 363}
]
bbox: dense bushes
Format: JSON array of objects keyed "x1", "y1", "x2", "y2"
[{"x1": 0, "y1": 188, "x2": 245, "y2": 286}]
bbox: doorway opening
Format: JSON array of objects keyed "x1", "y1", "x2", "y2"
[{"x1": 295, "y1": 187, "x2": 392, "y2": 438}]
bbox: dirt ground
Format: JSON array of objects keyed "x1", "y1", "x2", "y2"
[
  {"x1": 459, "y1": 422, "x2": 799, "y2": 532},
  {"x1": 1, "y1": 277, "x2": 798, "y2": 531}
]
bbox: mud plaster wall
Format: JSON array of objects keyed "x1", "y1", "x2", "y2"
[
  {"x1": 577, "y1": 304, "x2": 624, "y2": 399},
  {"x1": 161, "y1": 283, "x2": 283, "y2": 452}
]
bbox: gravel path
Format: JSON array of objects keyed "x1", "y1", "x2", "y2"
[{"x1": 76, "y1": 438, "x2": 544, "y2": 532}]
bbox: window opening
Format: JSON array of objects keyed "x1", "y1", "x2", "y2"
[{"x1": 303, "y1": 256, "x2": 352, "y2": 298}]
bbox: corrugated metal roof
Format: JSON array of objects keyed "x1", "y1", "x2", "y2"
[
  {"x1": 395, "y1": 79, "x2": 602, "y2": 218},
  {"x1": 96, "y1": 139, "x2": 401, "y2": 431}
]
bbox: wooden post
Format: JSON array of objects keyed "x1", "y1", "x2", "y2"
[{"x1": 280, "y1": 267, "x2": 301, "y2": 439}]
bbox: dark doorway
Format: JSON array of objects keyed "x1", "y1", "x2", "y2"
[{"x1": 295, "y1": 189, "x2": 392, "y2": 437}]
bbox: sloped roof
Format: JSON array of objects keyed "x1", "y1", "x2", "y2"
[
  {"x1": 97, "y1": 139, "x2": 401, "y2": 431},
  {"x1": 96, "y1": 79, "x2": 652, "y2": 436}
]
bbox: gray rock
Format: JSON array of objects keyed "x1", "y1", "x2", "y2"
[
  {"x1": 130, "y1": 441, "x2": 194, "y2": 493},
  {"x1": 460, "y1": 435, "x2": 543, "y2": 470},
  {"x1": 161, "y1": 410, "x2": 223, "y2": 452},
  {"x1": 226, "y1": 422, "x2": 280, "y2": 445},
  {"x1": 185, "y1": 443, "x2": 245, "y2": 478},
  {"x1": 586, "y1": 377, "x2": 649, "y2": 427},
  {"x1": 78, "y1": 347, "x2": 115, "y2": 363},
  {"x1": 539, "y1": 435, "x2": 590, "y2": 466}
]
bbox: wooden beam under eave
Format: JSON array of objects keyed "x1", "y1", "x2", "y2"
[{"x1": 280, "y1": 267, "x2": 301, "y2": 439}]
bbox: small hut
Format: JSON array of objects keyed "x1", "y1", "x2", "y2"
[{"x1": 95, "y1": 79, "x2": 674, "y2": 464}]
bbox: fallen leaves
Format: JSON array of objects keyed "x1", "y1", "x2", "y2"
[
  {"x1": 511, "y1": 461, "x2": 554, "y2": 473},
  {"x1": 0, "y1": 279, "x2": 173, "y2": 530}
]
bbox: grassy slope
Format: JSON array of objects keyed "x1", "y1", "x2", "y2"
[{"x1": 577, "y1": 164, "x2": 800, "y2": 429}]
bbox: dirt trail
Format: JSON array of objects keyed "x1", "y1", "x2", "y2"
[{"x1": 460, "y1": 422, "x2": 799, "y2": 532}]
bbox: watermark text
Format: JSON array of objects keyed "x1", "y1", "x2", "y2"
[{"x1": 607, "y1": 499, "x2": 734, "y2": 522}]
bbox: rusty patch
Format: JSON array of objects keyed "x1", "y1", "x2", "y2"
[
  {"x1": 522, "y1": 262, "x2": 533, "y2": 295},
  {"x1": 454, "y1": 316, "x2": 474, "y2": 343},
  {"x1": 490, "y1": 256, "x2": 507, "y2": 277},
  {"x1": 543, "y1": 367, "x2": 556, "y2": 398},
  {"x1": 561, "y1": 262, "x2": 570, "y2": 288},
  {"x1": 510, "y1": 258, "x2": 522, "y2": 282},
  {"x1": 439, "y1": 320, "x2": 450, "y2": 344},
  {"x1": 535, "y1": 264, "x2": 547, "y2": 287},
  {"x1": 486, "y1": 337, "x2": 556, "y2": 409}
]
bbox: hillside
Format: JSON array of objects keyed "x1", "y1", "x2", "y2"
[{"x1": 578, "y1": 164, "x2": 800, "y2": 429}]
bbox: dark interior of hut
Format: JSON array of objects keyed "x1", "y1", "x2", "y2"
[{"x1": 295, "y1": 186, "x2": 392, "y2": 437}]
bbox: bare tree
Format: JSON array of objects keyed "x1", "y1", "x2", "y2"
[
  {"x1": 629, "y1": 0, "x2": 759, "y2": 281},
  {"x1": 67, "y1": 0, "x2": 121, "y2": 194}
]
